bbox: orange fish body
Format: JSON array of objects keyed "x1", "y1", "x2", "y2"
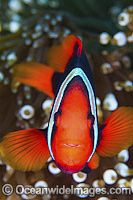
[
  {"x1": 0, "y1": 35, "x2": 133, "y2": 174},
  {"x1": 47, "y1": 39, "x2": 99, "y2": 174},
  {"x1": 51, "y1": 79, "x2": 93, "y2": 173}
]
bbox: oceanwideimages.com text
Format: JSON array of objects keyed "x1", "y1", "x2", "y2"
[{"x1": 2, "y1": 184, "x2": 132, "y2": 197}]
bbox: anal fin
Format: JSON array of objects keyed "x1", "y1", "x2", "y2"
[
  {"x1": 81, "y1": 152, "x2": 99, "y2": 174},
  {"x1": 87, "y1": 152, "x2": 100, "y2": 169}
]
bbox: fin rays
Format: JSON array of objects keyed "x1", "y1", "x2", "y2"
[
  {"x1": 96, "y1": 107, "x2": 133, "y2": 157},
  {"x1": 0, "y1": 129, "x2": 50, "y2": 171},
  {"x1": 13, "y1": 62, "x2": 55, "y2": 98}
]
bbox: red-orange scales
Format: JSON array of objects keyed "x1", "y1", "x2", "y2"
[{"x1": 51, "y1": 79, "x2": 93, "y2": 173}]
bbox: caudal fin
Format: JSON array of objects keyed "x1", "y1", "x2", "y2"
[
  {"x1": 0, "y1": 129, "x2": 50, "y2": 171},
  {"x1": 96, "y1": 107, "x2": 133, "y2": 157}
]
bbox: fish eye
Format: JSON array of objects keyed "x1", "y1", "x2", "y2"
[
  {"x1": 87, "y1": 113, "x2": 95, "y2": 128},
  {"x1": 54, "y1": 111, "x2": 61, "y2": 126}
]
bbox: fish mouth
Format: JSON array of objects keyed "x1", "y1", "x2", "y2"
[
  {"x1": 63, "y1": 143, "x2": 81, "y2": 148},
  {"x1": 58, "y1": 140, "x2": 87, "y2": 150}
]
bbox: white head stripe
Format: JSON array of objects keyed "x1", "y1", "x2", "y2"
[{"x1": 47, "y1": 68, "x2": 98, "y2": 162}]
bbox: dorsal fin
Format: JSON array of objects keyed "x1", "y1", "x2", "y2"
[
  {"x1": 12, "y1": 62, "x2": 63, "y2": 98},
  {"x1": 46, "y1": 35, "x2": 82, "y2": 72}
]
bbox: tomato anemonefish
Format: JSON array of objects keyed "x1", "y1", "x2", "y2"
[{"x1": 0, "y1": 35, "x2": 133, "y2": 174}]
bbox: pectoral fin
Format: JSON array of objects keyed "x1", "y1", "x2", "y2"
[
  {"x1": 0, "y1": 128, "x2": 50, "y2": 171},
  {"x1": 96, "y1": 107, "x2": 133, "y2": 157}
]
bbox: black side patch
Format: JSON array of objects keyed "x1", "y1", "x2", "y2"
[
  {"x1": 97, "y1": 124, "x2": 107, "y2": 147},
  {"x1": 38, "y1": 128, "x2": 48, "y2": 139},
  {"x1": 52, "y1": 72, "x2": 63, "y2": 96},
  {"x1": 81, "y1": 163, "x2": 92, "y2": 174}
]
